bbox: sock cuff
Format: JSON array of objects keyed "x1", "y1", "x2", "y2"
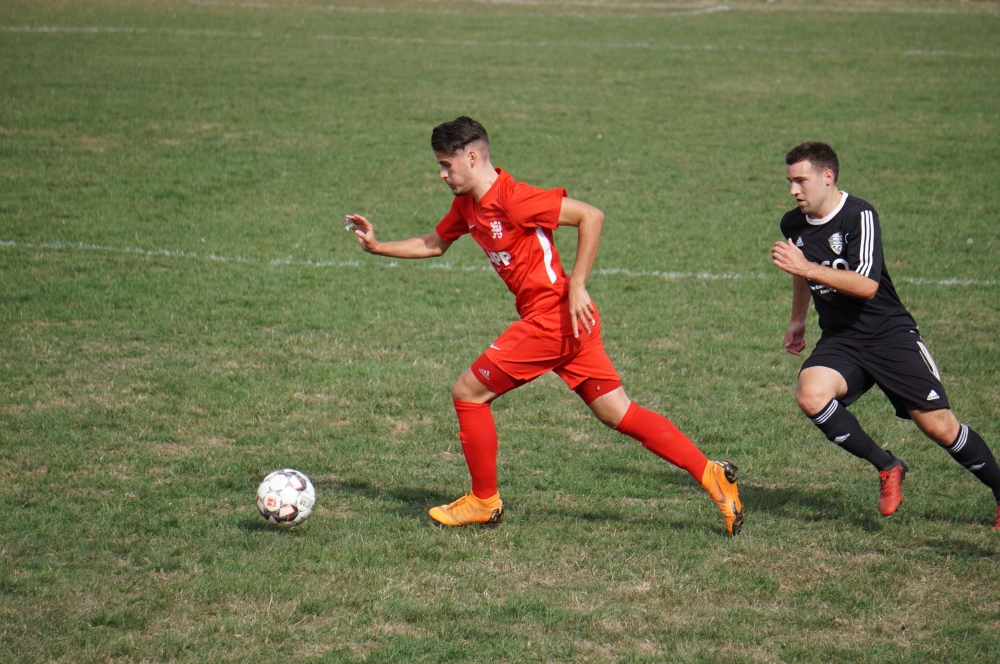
[
  {"x1": 453, "y1": 400, "x2": 491, "y2": 415},
  {"x1": 949, "y1": 423, "x2": 970, "y2": 454},
  {"x1": 614, "y1": 402, "x2": 641, "y2": 433},
  {"x1": 809, "y1": 399, "x2": 840, "y2": 424}
]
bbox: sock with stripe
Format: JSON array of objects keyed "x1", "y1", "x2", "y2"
[
  {"x1": 453, "y1": 401, "x2": 499, "y2": 499},
  {"x1": 946, "y1": 424, "x2": 1000, "y2": 503},
  {"x1": 615, "y1": 403, "x2": 709, "y2": 482},
  {"x1": 809, "y1": 399, "x2": 896, "y2": 471}
]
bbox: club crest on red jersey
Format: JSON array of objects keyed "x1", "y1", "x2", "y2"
[{"x1": 491, "y1": 220, "x2": 503, "y2": 239}]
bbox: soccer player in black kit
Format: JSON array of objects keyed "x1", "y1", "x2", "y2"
[{"x1": 771, "y1": 142, "x2": 1000, "y2": 530}]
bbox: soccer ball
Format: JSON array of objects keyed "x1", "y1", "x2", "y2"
[{"x1": 256, "y1": 469, "x2": 316, "y2": 528}]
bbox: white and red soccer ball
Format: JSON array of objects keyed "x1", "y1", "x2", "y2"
[{"x1": 256, "y1": 469, "x2": 316, "y2": 528}]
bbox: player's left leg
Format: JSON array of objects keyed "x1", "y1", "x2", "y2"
[
  {"x1": 560, "y1": 335, "x2": 743, "y2": 535},
  {"x1": 910, "y1": 408, "x2": 1000, "y2": 529},
  {"x1": 869, "y1": 331, "x2": 1000, "y2": 529},
  {"x1": 585, "y1": 384, "x2": 708, "y2": 483}
]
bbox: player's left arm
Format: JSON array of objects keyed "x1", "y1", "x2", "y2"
[
  {"x1": 557, "y1": 197, "x2": 604, "y2": 338},
  {"x1": 771, "y1": 239, "x2": 879, "y2": 300}
]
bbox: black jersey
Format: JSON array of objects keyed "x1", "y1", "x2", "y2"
[{"x1": 780, "y1": 193, "x2": 916, "y2": 338}]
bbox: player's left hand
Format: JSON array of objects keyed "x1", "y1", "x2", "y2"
[
  {"x1": 771, "y1": 239, "x2": 812, "y2": 277},
  {"x1": 568, "y1": 281, "x2": 596, "y2": 338},
  {"x1": 345, "y1": 214, "x2": 378, "y2": 253}
]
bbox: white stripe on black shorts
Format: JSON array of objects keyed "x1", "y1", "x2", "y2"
[{"x1": 801, "y1": 328, "x2": 950, "y2": 420}]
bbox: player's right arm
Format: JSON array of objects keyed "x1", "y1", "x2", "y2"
[
  {"x1": 345, "y1": 214, "x2": 452, "y2": 258},
  {"x1": 784, "y1": 275, "x2": 811, "y2": 355}
]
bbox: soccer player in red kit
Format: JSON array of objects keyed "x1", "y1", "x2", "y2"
[{"x1": 345, "y1": 117, "x2": 743, "y2": 535}]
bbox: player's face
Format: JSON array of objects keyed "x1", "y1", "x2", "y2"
[
  {"x1": 787, "y1": 160, "x2": 835, "y2": 216},
  {"x1": 435, "y1": 149, "x2": 475, "y2": 196}
]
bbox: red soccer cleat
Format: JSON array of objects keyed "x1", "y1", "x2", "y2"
[
  {"x1": 877, "y1": 455, "x2": 908, "y2": 517},
  {"x1": 993, "y1": 504, "x2": 1000, "y2": 532}
]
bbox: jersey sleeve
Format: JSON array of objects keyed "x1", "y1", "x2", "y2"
[
  {"x1": 434, "y1": 197, "x2": 471, "y2": 243},
  {"x1": 779, "y1": 210, "x2": 796, "y2": 240},
  {"x1": 505, "y1": 182, "x2": 567, "y2": 230},
  {"x1": 847, "y1": 206, "x2": 883, "y2": 282}
]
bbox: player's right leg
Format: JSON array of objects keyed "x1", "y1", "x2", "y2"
[
  {"x1": 428, "y1": 359, "x2": 525, "y2": 527},
  {"x1": 797, "y1": 365, "x2": 906, "y2": 516}
]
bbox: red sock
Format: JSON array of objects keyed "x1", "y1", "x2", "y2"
[
  {"x1": 453, "y1": 401, "x2": 499, "y2": 499},
  {"x1": 615, "y1": 403, "x2": 709, "y2": 482}
]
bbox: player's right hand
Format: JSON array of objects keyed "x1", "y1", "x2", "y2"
[
  {"x1": 784, "y1": 321, "x2": 806, "y2": 356},
  {"x1": 345, "y1": 214, "x2": 377, "y2": 253}
]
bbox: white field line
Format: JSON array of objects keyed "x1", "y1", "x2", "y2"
[
  {"x1": 184, "y1": 0, "x2": 733, "y2": 17},
  {"x1": 2, "y1": 239, "x2": 997, "y2": 287},
  {"x1": 2, "y1": 24, "x2": 997, "y2": 58},
  {"x1": 121, "y1": 0, "x2": 1000, "y2": 19}
]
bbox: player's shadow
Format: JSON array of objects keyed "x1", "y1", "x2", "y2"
[
  {"x1": 334, "y1": 478, "x2": 453, "y2": 520},
  {"x1": 520, "y1": 464, "x2": 718, "y2": 530},
  {"x1": 739, "y1": 482, "x2": 886, "y2": 531},
  {"x1": 600, "y1": 463, "x2": 699, "y2": 489},
  {"x1": 909, "y1": 532, "x2": 999, "y2": 558},
  {"x1": 528, "y1": 503, "x2": 701, "y2": 531}
]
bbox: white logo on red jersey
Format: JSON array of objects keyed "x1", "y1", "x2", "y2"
[
  {"x1": 487, "y1": 251, "x2": 512, "y2": 267},
  {"x1": 491, "y1": 220, "x2": 503, "y2": 239},
  {"x1": 478, "y1": 368, "x2": 491, "y2": 381}
]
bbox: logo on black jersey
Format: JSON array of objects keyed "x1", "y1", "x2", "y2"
[
  {"x1": 828, "y1": 232, "x2": 843, "y2": 255},
  {"x1": 795, "y1": 237, "x2": 804, "y2": 247}
]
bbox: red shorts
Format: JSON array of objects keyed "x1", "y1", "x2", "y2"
[{"x1": 474, "y1": 306, "x2": 620, "y2": 395}]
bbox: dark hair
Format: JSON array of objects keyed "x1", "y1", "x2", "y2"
[
  {"x1": 431, "y1": 116, "x2": 489, "y2": 155},
  {"x1": 785, "y1": 142, "x2": 840, "y2": 182}
]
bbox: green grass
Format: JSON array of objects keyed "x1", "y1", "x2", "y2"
[{"x1": 2, "y1": 0, "x2": 999, "y2": 661}]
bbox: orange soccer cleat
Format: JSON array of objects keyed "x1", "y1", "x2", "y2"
[
  {"x1": 428, "y1": 492, "x2": 504, "y2": 527},
  {"x1": 700, "y1": 460, "x2": 744, "y2": 536},
  {"x1": 877, "y1": 455, "x2": 908, "y2": 517}
]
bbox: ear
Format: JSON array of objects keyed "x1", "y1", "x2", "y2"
[{"x1": 466, "y1": 147, "x2": 478, "y2": 169}]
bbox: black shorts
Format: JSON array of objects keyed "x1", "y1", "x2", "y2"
[{"x1": 801, "y1": 328, "x2": 950, "y2": 419}]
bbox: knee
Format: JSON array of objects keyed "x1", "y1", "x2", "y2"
[
  {"x1": 451, "y1": 373, "x2": 476, "y2": 402},
  {"x1": 452, "y1": 369, "x2": 496, "y2": 405},
  {"x1": 914, "y1": 410, "x2": 960, "y2": 446},
  {"x1": 589, "y1": 388, "x2": 631, "y2": 428},
  {"x1": 796, "y1": 387, "x2": 834, "y2": 417},
  {"x1": 595, "y1": 408, "x2": 624, "y2": 429}
]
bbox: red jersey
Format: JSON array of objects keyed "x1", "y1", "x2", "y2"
[{"x1": 435, "y1": 169, "x2": 568, "y2": 323}]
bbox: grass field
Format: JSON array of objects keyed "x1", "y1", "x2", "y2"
[{"x1": 2, "y1": 0, "x2": 999, "y2": 661}]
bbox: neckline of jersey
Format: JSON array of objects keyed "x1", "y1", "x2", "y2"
[
  {"x1": 476, "y1": 168, "x2": 509, "y2": 208},
  {"x1": 806, "y1": 191, "x2": 848, "y2": 226}
]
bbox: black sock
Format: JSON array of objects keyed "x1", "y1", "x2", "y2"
[
  {"x1": 947, "y1": 424, "x2": 1000, "y2": 503},
  {"x1": 809, "y1": 399, "x2": 896, "y2": 471}
]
